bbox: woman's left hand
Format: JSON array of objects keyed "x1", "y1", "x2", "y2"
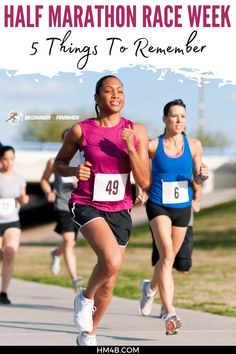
[
  {"x1": 18, "y1": 194, "x2": 29, "y2": 206},
  {"x1": 121, "y1": 125, "x2": 135, "y2": 150},
  {"x1": 199, "y1": 163, "x2": 209, "y2": 181}
]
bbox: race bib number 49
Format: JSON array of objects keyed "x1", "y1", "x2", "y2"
[
  {"x1": 0, "y1": 198, "x2": 16, "y2": 216},
  {"x1": 93, "y1": 173, "x2": 128, "y2": 202},
  {"x1": 162, "y1": 181, "x2": 189, "y2": 204}
]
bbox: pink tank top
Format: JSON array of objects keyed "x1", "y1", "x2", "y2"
[{"x1": 69, "y1": 117, "x2": 137, "y2": 212}]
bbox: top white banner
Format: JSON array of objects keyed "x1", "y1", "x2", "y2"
[{"x1": 0, "y1": 0, "x2": 235, "y2": 84}]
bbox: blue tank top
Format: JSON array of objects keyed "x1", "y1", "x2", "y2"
[{"x1": 149, "y1": 133, "x2": 193, "y2": 208}]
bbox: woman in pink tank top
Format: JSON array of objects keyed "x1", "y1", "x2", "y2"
[{"x1": 54, "y1": 75, "x2": 150, "y2": 346}]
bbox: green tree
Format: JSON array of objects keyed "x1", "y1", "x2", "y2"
[
  {"x1": 196, "y1": 130, "x2": 232, "y2": 148},
  {"x1": 21, "y1": 111, "x2": 93, "y2": 142},
  {"x1": 21, "y1": 120, "x2": 73, "y2": 142}
]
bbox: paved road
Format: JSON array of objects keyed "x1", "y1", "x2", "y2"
[
  {"x1": 1, "y1": 188, "x2": 236, "y2": 346},
  {"x1": 1, "y1": 278, "x2": 236, "y2": 346}
]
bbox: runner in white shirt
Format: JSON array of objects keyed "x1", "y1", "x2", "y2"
[{"x1": 0, "y1": 145, "x2": 29, "y2": 304}]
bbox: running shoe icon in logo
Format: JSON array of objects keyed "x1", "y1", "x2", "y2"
[{"x1": 6, "y1": 111, "x2": 23, "y2": 125}]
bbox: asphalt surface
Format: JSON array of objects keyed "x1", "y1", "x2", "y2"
[
  {"x1": 1, "y1": 278, "x2": 236, "y2": 347},
  {"x1": 1, "y1": 188, "x2": 236, "y2": 347}
]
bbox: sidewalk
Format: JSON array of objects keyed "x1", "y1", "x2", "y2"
[
  {"x1": 2, "y1": 189, "x2": 236, "y2": 346},
  {"x1": 1, "y1": 278, "x2": 236, "y2": 346}
]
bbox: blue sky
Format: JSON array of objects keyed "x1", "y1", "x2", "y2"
[{"x1": 1, "y1": 67, "x2": 236, "y2": 151}]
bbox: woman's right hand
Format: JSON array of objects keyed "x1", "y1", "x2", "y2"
[
  {"x1": 135, "y1": 190, "x2": 148, "y2": 206},
  {"x1": 47, "y1": 191, "x2": 56, "y2": 203},
  {"x1": 192, "y1": 199, "x2": 201, "y2": 213},
  {"x1": 76, "y1": 161, "x2": 92, "y2": 181}
]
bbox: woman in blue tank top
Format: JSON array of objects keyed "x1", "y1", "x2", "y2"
[{"x1": 140, "y1": 99, "x2": 208, "y2": 335}]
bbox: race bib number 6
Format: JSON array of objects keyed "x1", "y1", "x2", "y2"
[
  {"x1": 162, "y1": 180, "x2": 189, "y2": 204},
  {"x1": 93, "y1": 173, "x2": 128, "y2": 202}
]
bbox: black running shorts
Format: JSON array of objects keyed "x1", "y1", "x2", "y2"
[
  {"x1": 146, "y1": 199, "x2": 191, "y2": 227},
  {"x1": 54, "y1": 210, "x2": 77, "y2": 237},
  {"x1": 69, "y1": 203, "x2": 132, "y2": 246},
  {"x1": 0, "y1": 220, "x2": 21, "y2": 237}
]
